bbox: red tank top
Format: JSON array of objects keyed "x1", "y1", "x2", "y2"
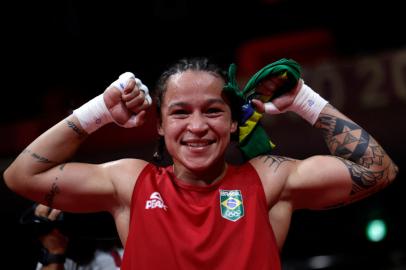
[{"x1": 121, "y1": 163, "x2": 281, "y2": 270}]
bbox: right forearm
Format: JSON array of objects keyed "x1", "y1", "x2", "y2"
[
  {"x1": 4, "y1": 71, "x2": 150, "y2": 204},
  {"x1": 8, "y1": 72, "x2": 149, "y2": 179}
]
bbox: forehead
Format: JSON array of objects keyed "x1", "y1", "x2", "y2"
[{"x1": 163, "y1": 70, "x2": 225, "y2": 104}]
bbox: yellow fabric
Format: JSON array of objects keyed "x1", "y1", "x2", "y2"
[{"x1": 239, "y1": 111, "x2": 263, "y2": 142}]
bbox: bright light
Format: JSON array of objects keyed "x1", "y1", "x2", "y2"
[{"x1": 366, "y1": 219, "x2": 387, "y2": 242}]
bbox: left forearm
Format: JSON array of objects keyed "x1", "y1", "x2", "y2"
[{"x1": 314, "y1": 104, "x2": 398, "y2": 196}]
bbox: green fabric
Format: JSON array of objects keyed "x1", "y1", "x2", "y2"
[{"x1": 223, "y1": 58, "x2": 302, "y2": 159}]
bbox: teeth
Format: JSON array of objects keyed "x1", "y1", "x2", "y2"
[{"x1": 187, "y1": 142, "x2": 208, "y2": 147}]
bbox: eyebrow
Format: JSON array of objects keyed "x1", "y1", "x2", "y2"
[{"x1": 167, "y1": 98, "x2": 226, "y2": 109}]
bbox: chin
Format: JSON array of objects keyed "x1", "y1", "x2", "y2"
[
  {"x1": 182, "y1": 158, "x2": 215, "y2": 171},
  {"x1": 176, "y1": 152, "x2": 224, "y2": 172}
]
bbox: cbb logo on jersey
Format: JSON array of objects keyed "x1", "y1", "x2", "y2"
[{"x1": 219, "y1": 189, "x2": 244, "y2": 222}]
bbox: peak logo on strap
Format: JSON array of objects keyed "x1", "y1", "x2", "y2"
[
  {"x1": 145, "y1": 192, "x2": 168, "y2": 211},
  {"x1": 219, "y1": 190, "x2": 244, "y2": 221}
]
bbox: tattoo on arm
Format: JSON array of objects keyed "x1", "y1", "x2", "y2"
[
  {"x1": 338, "y1": 157, "x2": 386, "y2": 192},
  {"x1": 23, "y1": 148, "x2": 53, "y2": 163},
  {"x1": 315, "y1": 107, "x2": 385, "y2": 167},
  {"x1": 259, "y1": 155, "x2": 296, "y2": 172},
  {"x1": 44, "y1": 177, "x2": 61, "y2": 208},
  {"x1": 66, "y1": 120, "x2": 85, "y2": 137},
  {"x1": 314, "y1": 105, "x2": 398, "y2": 200},
  {"x1": 320, "y1": 156, "x2": 391, "y2": 209}
]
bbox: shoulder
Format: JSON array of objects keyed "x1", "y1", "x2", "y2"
[
  {"x1": 248, "y1": 155, "x2": 298, "y2": 205},
  {"x1": 104, "y1": 158, "x2": 149, "y2": 180},
  {"x1": 104, "y1": 158, "x2": 150, "y2": 206},
  {"x1": 249, "y1": 155, "x2": 298, "y2": 177}
]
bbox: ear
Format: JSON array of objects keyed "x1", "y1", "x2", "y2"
[{"x1": 230, "y1": 120, "x2": 238, "y2": 133}]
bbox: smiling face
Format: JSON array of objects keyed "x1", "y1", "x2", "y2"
[{"x1": 158, "y1": 70, "x2": 237, "y2": 180}]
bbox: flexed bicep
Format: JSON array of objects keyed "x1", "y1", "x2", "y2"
[
  {"x1": 286, "y1": 155, "x2": 353, "y2": 210},
  {"x1": 28, "y1": 161, "x2": 116, "y2": 213},
  {"x1": 286, "y1": 153, "x2": 395, "y2": 210},
  {"x1": 313, "y1": 105, "x2": 398, "y2": 203}
]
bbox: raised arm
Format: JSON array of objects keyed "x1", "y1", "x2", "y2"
[
  {"x1": 303, "y1": 104, "x2": 399, "y2": 207},
  {"x1": 252, "y1": 79, "x2": 398, "y2": 210},
  {"x1": 3, "y1": 73, "x2": 151, "y2": 213}
]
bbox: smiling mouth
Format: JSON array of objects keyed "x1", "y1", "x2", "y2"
[{"x1": 182, "y1": 140, "x2": 215, "y2": 147}]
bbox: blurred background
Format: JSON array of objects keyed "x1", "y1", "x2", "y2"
[{"x1": 1, "y1": 0, "x2": 405, "y2": 269}]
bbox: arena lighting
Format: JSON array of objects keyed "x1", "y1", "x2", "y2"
[
  {"x1": 366, "y1": 219, "x2": 387, "y2": 242},
  {"x1": 308, "y1": 255, "x2": 334, "y2": 269}
]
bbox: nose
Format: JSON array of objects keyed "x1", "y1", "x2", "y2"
[{"x1": 187, "y1": 112, "x2": 208, "y2": 135}]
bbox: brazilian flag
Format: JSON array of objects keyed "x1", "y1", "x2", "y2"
[{"x1": 223, "y1": 58, "x2": 301, "y2": 159}]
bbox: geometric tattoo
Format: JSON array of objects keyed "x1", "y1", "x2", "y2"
[
  {"x1": 316, "y1": 114, "x2": 372, "y2": 163},
  {"x1": 336, "y1": 157, "x2": 386, "y2": 196},
  {"x1": 315, "y1": 107, "x2": 391, "y2": 198}
]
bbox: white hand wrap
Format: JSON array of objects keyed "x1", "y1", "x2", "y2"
[
  {"x1": 110, "y1": 72, "x2": 152, "y2": 105},
  {"x1": 73, "y1": 94, "x2": 113, "y2": 134},
  {"x1": 73, "y1": 72, "x2": 150, "y2": 133},
  {"x1": 264, "y1": 82, "x2": 328, "y2": 125}
]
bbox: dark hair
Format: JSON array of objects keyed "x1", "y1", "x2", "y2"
[
  {"x1": 152, "y1": 57, "x2": 241, "y2": 162},
  {"x1": 154, "y1": 57, "x2": 228, "y2": 117}
]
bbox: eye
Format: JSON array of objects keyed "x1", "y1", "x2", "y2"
[
  {"x1": 172, "y1": 109, "x2": 188, "y2": 114},
  {"x1": 170, "y1": 109, "x2": 189, "y2": 118},
  {"x1": 205, "y1": 107, "x2": 223, "y2": 116}
]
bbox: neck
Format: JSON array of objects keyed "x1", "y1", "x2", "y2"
[{"x1": 173, "y1": 162, "x2": 228, "y2": 186}]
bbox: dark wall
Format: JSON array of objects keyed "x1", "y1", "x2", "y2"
[{"x1": 1, "y1": 0, "x2": 405, "y2": 269}]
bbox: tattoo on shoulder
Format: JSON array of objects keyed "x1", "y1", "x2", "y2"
[
  {"x1": 23, "y1": 148, "x2": 53, "y2": 163},
  {"x1": 66, "y1": 120, "x2": 85, "y2": 136},
  {"x1": 44, "y1": 177, "x2": 61, "y2": 208},
  {"x1": 259, "y1": 155, "x2": 296, "y2": 172}
]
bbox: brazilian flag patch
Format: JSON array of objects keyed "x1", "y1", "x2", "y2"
[{"x1": 219, "y1": 190, "x2": 244, "y2": 222}]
